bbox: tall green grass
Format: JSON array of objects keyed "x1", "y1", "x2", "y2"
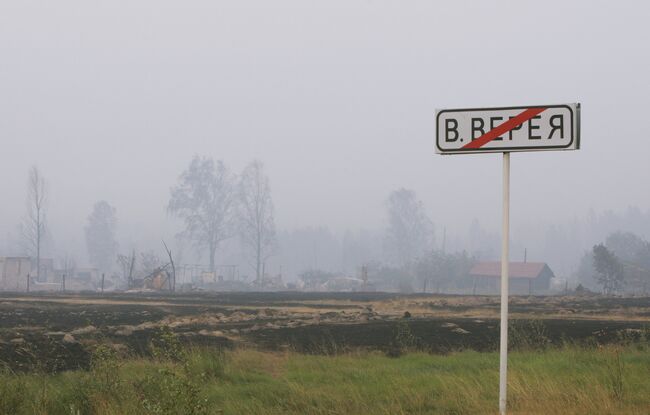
[{"x1": 0, "y1": 343, "x2": 648, "y2": 414}]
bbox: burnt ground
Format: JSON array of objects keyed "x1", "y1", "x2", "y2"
[{"x1": 0, "y1": 291, "x2": 648, "y2": 372}]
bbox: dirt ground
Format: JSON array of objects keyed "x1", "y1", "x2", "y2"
[{"x1": 1, "y1": 291, "x2": 648, "y2": 371}]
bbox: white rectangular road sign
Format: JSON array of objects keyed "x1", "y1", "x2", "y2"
[
  {"x1": 435, "y1": 102, "x2": 581, "y2": 414},
  {"x1": 436, "y1": 104, "x2": 580, "y2": 154}
]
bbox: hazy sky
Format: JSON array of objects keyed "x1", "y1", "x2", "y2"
[{"x1": 1, "y1": 1, "x2": 649, "y2": 262}]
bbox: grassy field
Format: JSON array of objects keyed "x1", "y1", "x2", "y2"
[{"x1": 1, "y1": 342, "x2": 649, "y2": 415}]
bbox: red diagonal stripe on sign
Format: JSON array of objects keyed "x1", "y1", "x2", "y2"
[{"x1": 462, "y1": 107, "x2": 547, "y2": 149}]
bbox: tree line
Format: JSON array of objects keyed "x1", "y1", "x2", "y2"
[
  {"x1": 298, "y1": 187, "x2": 474, "y2": 292},
  {"x1": 12, "y1": 164, "x2": 650, "y2": 295}
]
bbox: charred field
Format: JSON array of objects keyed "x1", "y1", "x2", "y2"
[{"x1": 0, "y1": 291, "x2": 648, "y2": 372}]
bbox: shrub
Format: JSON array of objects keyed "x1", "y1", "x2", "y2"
[
  {"x1": 90, "y1": 344, "x2": 122, "y2": 394},
  {"x1": 150, "y1": 326, "x2": 186, "y2": 363},
  {"x1": 135, "y1": 367, "x2": 208, "y2": 415},
  {"x1": 386, "y1": 321, "x2": 419, "y2": 357}
]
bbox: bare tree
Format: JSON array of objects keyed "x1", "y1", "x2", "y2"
[
  {"x1": 117, "y1": 250, "x2": 136, "y2": 287},
  {"x1": 162, "y1": 240, "x2": 176, "y2": 291},
  {"x1": 239, "y1": 160, "x2": 277, "y2": 283},
  {"x1": 384, "y1": 188, "x2": 434, "y2": 267},
  {"x1": 168, "y1": 156, "x2": 237, "y2": 272},
  {"x1": 85, "y1": 200, "x2": 118, "y2": 274},
  {"x1": 20, "y1": 166, "x2": 47, "y2": 280}
]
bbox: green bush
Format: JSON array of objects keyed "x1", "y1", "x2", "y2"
[
  {"x1": 386, "y1": 321, "x2": 420, "y2": 357},
  {"x1": 91, "y1": 344, "x2": 122, "y2": 394},
  {"x1": 150, "y1": 326, "x2": 186, "y2": 363},
  {"x1": 135, "y1": 367, "x2": 208, "y2": 415}
]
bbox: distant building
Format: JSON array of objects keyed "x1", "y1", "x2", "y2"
[
  {"x1": 0, "y1": 257, "x2": 31, "y2": 291},
  {"x1": 469, "y1": 261, "x2": 555, "y2": 295},
  {"x1": 1, "y1": 257, "x2": 104, "y2": 292}
]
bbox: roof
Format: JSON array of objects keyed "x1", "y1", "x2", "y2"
[{"x1": 469, "y1": 262, "x2": 553, "y2": 279}]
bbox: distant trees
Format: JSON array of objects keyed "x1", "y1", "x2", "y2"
[
  {"x1": 20, "y1": 166, "x2": 48, "y2": 280},
  {"x1": 415, "y1": 251, "x2": 445, "y2": 293},
  {"x1": 574, "y1": 252, "x2": 598, "y2": 291},
  {"x1": 363, "y1": 249, "x2": 473, "y2": 294},
  {"x1": 592, "y1": 243, "x2": 624, "y2": 295},
  {"x1": 384, "y1": 188, "x2": 434, "y2": 267},
  {"x1": 85, "y1": 201, "x2": 118, "y2": 274},
  {"x1": 605, "y1": 232, "x2": 650, "y2": 294},
  {"x1": 632, "y1": 243, "x2": 650, "y2": 294},
  {"x1": 239, "y1": 160, "x2": 277, "y2": 283},
  {"x1": 415, "y1": 250, "x2": 474, "y2": 293},
  {"x1": 605, "y1": 232, "x2": 647, "y2": 260},
  {"x1": 169, "y1": 157, "x2": 278, "y2": 280},
  {"x1": 580, "y1": 232, "x2": 650, "y2": 295},
  {"x1": 168, "y1": 156, "x2": 237, "y2": 272}
]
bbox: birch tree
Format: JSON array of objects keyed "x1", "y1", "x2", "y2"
[
  {"x1": 239, "y1": 160, "x2": 277, "y2": 282},
  {"x1": 21, "y1": 166, "x2": 47, "y2": 280},
  {"x1": 168, "y1": 156, "x2": 236, "y2": 272}
]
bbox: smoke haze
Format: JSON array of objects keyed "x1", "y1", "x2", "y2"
[{"x1": 1, "y1": 1, "x2": 649, "y2": 280}]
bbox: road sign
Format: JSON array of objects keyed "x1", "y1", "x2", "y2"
[
  {"x1": 436, "y1": 104, "x2": 580, "y2": 154},
  {"x1": 434, "y1": 102, "x2": 581, "y2": 415}
]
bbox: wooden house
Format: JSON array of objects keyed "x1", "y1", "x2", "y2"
[{"x1": 469, "y1": 261, "x2": 555, "y2": 295}]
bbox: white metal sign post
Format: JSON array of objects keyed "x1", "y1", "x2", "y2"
[
  {"x1": 435, "y1": 104, "x2": 580, "y2": 414},
  {"x1": 500, "y1": 151, "x2": 510, "y2": 414}
]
